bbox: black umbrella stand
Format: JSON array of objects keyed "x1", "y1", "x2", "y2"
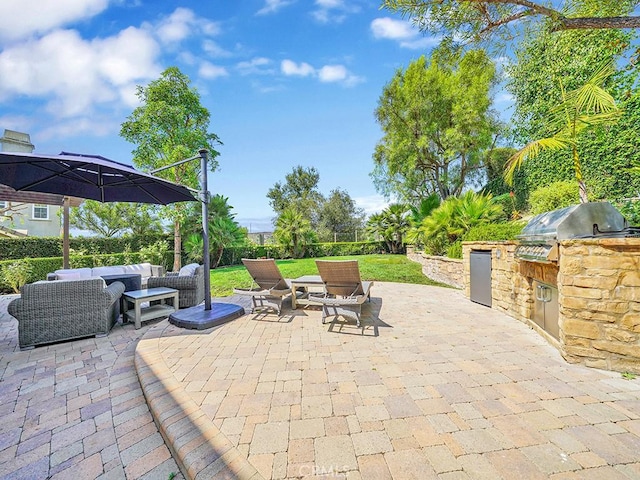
[{"x1": 157, "y1": 149, "x2": 244, "y2": 329}]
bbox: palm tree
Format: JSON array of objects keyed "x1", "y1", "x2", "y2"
[
  {"x1": 505, "y1": 62, "x2": 622, "y2": 204},
  {"x1": 274, "y1": 208, "x2": 316, "y2": 258},
  {"x1": 417, "y1": 192, "x2": 503, "y2": 255},
  {"x1": 366, "y1": 204, "x2": 410, "y2": 253}
]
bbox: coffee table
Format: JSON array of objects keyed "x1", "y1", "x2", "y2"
[
  {"x1": 290, "y1": 275, "x2": 325, "y2": 309},
  {"x1": 122, "y1": 287, "x2": 179, "y2": 329}
]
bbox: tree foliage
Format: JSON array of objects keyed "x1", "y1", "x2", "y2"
[
  {"x1": 182, "y1": 194, "x2": 247, "y2": 268},
  {"x1": 69, "y1": 201, "x2": 163, "y2": 237},
  {"x1": 366, "y1": 204, "x2": 411, "y2": 254},
  {"x1": 120, "y1": 66, "x2": 220, "y2": 270},
  {"x1": 505, "y1": 62, "x2": 623, "y2": 203},
  {"x1": 317, "y1": 188, "x2": 365, "y2": 241},
  {"x1": 410, "y1": 191, "x2": 503, "y2": 255},
  {"x1": 382, "y1": 0, "x2": 640, "y2": 51},
  {"x1": 505, "y1": 16, "x2": 640, "y2": 205},
  {"x1": 267, "y1": 166, "x2": 324, "y2": 226},
  {"x1": 372, "y1": 50, "x2": 499, "y2": 203},
  {"x1": 274, "y1": 207, "x2": 317, "y2": 258}
]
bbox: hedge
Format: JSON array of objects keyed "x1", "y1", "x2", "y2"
[
  {"x1": 0, "y1": 234, "x2": 173, "y2": 261},
  {"x1": 0, "y1": 252, "x2": 157, "y2": 293},
  {"x1": 216, "y1": 241, "x2": 386, "y2": 267},
  {"x1": 0, "y1": 241, "x2": 386, "y2": 293}
]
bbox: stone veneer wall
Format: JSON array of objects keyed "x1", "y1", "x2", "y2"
[
  {"x1": 407, "y1": 251, "x2": 464, "y2": 288},
  {"x1": 462, "y1": 239, "x2": 640, "y2": 374},
  {"x1": 559, "y1": 238, "x2": 640, "y2": 373}
]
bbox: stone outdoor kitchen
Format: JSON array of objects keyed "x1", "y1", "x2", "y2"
[{"x1": 411, "y1": 202, "x2": 640, "y2": 375}]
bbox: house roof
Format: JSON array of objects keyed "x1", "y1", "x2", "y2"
[{"x1": 0, "y1": 185, "x2": 83, "y2": 207}]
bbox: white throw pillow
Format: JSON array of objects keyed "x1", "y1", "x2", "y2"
[
  {"x1": 56, "y1": 272, "x2": 84, "y2": 280},
  {"x1": 55, "y1": 267, "x2": 92, "y2": 279},
  {"x1": 178, "y1": 263, "x2": 199, "y2": 276},
  {"x1": 124, "y1": 263, "x2": 152, "y2": 278},
  {"x1": 92, "y1": 266, "x2": 126, "y2": 277}
]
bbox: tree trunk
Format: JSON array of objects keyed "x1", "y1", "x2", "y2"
[
  {"x1": 578, "y1": 180, "x2": 589, "y2": 204},
  {"x1": 173, "y1": 220, "x2": 182, "y2": 272},
  {"x1": 559, "y1": 16, "x2": 640, "y2": 31}
]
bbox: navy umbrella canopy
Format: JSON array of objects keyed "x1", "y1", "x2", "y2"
[{"x1": 0, "y1": 151, "x2": 196, "y2": 205}]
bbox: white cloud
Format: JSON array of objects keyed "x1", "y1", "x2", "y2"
[
  {"x1": 312, "y1": 0, "x2": 359, "y2": 24},
  {"x1": 257, "y1": 0, "x2": 295, "y2": 15},
  {"x1": 0, "y1": 0, "x2": 109, "y2": 42},
  {"x1": 199, "y1": 62, "x2": 229, "y2": 79},
  {"x1": 202, "y1": 39, "x2": 232, "y2": 58},
  {"x1": 237, "y1": 57, "x2": 274, "y2": 75},
  {"x1": 371, "y1": 17, "x2": 439, "y2": 50},
  {"x1": 371, "y1": 17, "x2": 415, "y2": 40},
  {"x1": 318, "y1": 64, "x2": 347, "y2": 82},
  {"x1": 154, "y1": 7, "x2": 220, "y2": 45},
  {"x1": 354, "y1": 195, "x2": 391, "y2": 216},
  {"x1": 281, "y1": 59, "x2": 315, "y2": 77},
  {"x1": 279, "y1": 60, "x2": 362, "y2": 86},
  {"x1": 0, "y1": 27, "x2": 160, "y2": 117}
]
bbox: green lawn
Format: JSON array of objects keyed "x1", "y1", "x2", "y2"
[{"x1": 210, "y1": 254, "x2": 447, "y2": 296}]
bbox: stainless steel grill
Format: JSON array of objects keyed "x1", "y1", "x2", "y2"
[{"x1": 515, "y1": 202, "x2": 627, "y2": 263}]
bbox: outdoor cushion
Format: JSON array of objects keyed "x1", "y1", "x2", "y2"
[
  {"x1": 123, "y1": 263, "x2": 153, "y2": 278},
  {"x1": 178, "y1": 263, "x2": 199, "y2": 276},
  {"x1": 91, "y1": 266, "x2": 126, "y2": 277},
  {"x1": 54, "y1": 267, "x2": 92, "y2": 279}
]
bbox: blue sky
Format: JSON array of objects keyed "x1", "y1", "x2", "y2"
[{"x1": 0, "y1": 0, "x2": 513, "y2": 232}]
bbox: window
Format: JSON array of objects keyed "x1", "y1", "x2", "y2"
[
  {"x1": 32, "y1": 204, "x2": 49, "y2": 220},
  {"x1": 0, "y1": 201, "x2": 5, "y2": 209}
]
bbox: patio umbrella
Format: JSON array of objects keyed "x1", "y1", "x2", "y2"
[
  {"x1": 0, "y1": 151, "x2": 196, "y2": 204},
  {"x1": 0, "y1": 150, "x2": 196, "y2": 268}
]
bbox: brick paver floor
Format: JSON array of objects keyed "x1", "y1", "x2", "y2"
[
  {"x1": 0, "y1": 294, "x2": 184, "y2": 480},
  {"x1": 2, "y1": 281, "x2": 640, "y2": 479},
  {"x1": 140, "y1": 282, "x2": 640, "y2": 479}
]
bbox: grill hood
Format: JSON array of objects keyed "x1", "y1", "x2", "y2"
[{"x1": 515, "y1": 202, "x2": 627, "y2": 263}]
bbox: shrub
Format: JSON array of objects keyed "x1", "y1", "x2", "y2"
[
  {"x1": 446, "y1": 241, "x2": 463, "y2": 259},
  {"x1": 463, "y1": 222, "x2": 525, "y2": 242},
  {"x1": 529, "y1": 181, "x2": 579, "y2": 215},
  {"x1": 1, "y1": 261, "x2": 33, "y2": 293}
]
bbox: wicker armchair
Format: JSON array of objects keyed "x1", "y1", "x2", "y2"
[
  {"x1": 8, "y1": 279, "x2": 125, "y2": 350},
  {"x1": 147, "y1": 264, "x2": 205, "y2": 308}
]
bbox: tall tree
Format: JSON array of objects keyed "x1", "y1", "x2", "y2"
[
  {"x1": 318, "y1": 188, "x2": 365, "y2": 241},
  {"x1": 505, "y1": 63, "x2": 622, "y2": 203},
  {"x1": 274, "y1": 207, "x2": 316, "y2": 258},
  {"x1": 70, "y1": 201, "x2": 164, "y2": 237},
  {"x1": 366, "y1": 204, "x2": 411, "y2": 253},
  {"x1": 505, "y1": 17, "x2": 639, "y2": 203},
  {"x1": 120, "y1": 66, "x2": 221, "y2": 271},
  {"x1": 382, "y1": 1, "x2": 640, "y2": 48},
  {"x1": 267, "y1": 166, "x2": 325, "y2": 227},
  {"x1": 372, "y1": 50, "x2": 499, "y2": 203}
]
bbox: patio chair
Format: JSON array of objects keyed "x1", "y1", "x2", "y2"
[
  {"x1": 309, "y1": 260, "x2": 373, "y2": 327},
  {"x1": 147, "y1": 263, "x2": 205, "y2": 308},
  {"x1": 233, "y1": 258, "x2": 293, "y2": 315}
]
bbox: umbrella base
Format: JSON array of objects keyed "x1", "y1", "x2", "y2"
[{"x1": 169, "y1": 303, "x2": 245, "y2": 330}]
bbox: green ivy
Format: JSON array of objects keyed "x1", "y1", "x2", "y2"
[
  {"x1": 529, "y1": 181, "x2": 579, "y2": 214},
  {"x1": 463, "y1": 222, "x2": 525, "y2": 242}
]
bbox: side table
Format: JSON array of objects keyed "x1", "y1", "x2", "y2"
[
  {"x1": 290, "y1": 275, "x2": 325, "y2": 309},
  {"x1": 122, "y1": 287, "x2": 179, "y2": 329}
]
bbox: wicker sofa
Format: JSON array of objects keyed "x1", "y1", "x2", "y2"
[
  {"x1": 8, "y1": 278, "x2": 125, "y2": 349},
  {"x1": 47, "y1": 263, "x2": 164, "y2": 288},
  {"x1": 147, "y1": 263, "x2": 205, "y2": 308}
]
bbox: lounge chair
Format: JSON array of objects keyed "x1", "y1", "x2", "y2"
[
  {"x1": 233, "y1": 258, "x2": 293, "y2": 315},
  {"x1": 309, "y1": 260, "x2": 373, "y2": 327}
]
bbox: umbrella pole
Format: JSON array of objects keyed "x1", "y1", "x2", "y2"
[
  {"x1": 199, "y1": 149, "x2": 212, "y2": 311},
  {"x1": 63, "y1": 197, "x2": 70, "y2": 269},
  {"x1": 167, "y1": 149, "x2": 244, "y2": 329}
]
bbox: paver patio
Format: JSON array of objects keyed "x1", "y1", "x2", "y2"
[{"x1": 1, "y1": 282, "x2": 640, "y2": 479}]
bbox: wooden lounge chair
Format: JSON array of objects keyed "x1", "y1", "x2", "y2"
[
  {"x1": 233, "y1": 258, "x2": 293, "y2": 315},
  {"x1": 309, "y1": 260, "x2": 373, "y2": 327}
]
